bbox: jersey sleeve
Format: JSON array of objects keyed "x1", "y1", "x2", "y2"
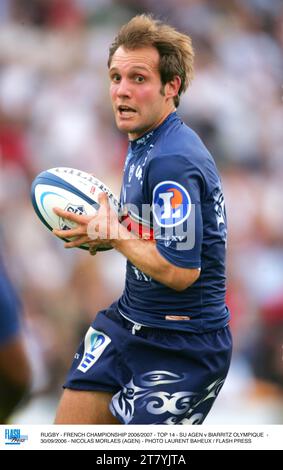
[{"x1": 146, "y1": 154, "x2": 203, "y2": 269}]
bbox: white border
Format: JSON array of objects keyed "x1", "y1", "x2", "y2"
[{"x1": 1, "y1": 425, "x2": 282, "y2": 450}]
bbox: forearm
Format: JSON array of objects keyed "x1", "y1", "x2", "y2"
[
  {"x1": 52, "y1": 200, "x2": 199, "y2": 290},
  {"x1": 112, "y1": 224, "x2": 198, "y2": 291},
  {"x1": 113, "y1": 237, "x2": 176, "y2": 288}
]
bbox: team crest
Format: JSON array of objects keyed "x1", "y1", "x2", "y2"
[
  {"x1": 152, "y1": 181, "x2": 191, "y2": 227},
  {"x1": 78, "y1": 327, "x2": 111, "y2": 373}
]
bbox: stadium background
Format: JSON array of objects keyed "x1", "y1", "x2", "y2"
[{"x1": 0, "y1": 0, "x2": 282, "y2": 423}]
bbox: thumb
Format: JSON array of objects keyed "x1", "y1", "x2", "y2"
[{"x1": 98, "y1": 192, "x2": 109, "y2": 206}]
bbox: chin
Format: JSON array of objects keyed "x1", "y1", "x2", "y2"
[
  {"x1": 116, "y1": 121, "x2": 136, "y2": 134},
  {"x1": 117, "y1": 124, "x2": 132, "y2": 135}
]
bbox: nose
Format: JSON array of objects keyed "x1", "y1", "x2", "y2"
[{"x1": 116, "y1": 78, "x2": 132, "y2": 98}]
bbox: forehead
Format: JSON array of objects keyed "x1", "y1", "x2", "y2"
[{"x1": 109, "y1": 46, "x2": 160, "y2": 73}]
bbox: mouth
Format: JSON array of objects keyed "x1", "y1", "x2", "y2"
[{"x1": 117, "y1": 105, "x2": 137, "y2": 118}]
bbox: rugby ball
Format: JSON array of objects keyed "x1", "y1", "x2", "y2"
[{"x1": 31, "y1": 167, "x2": 120, "y2": 250}]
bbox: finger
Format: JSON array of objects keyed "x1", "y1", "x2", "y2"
[
  {"x1": 53, "y1": 207, "x2": 86, "y2": 223},
  {"x1": 98, "y1": 192, "x2": 109, "y2": 206},
  {"x1": 87, "y1": 219, "x2": 100, "y2": 240},
  {"x1": 64, "y1": 235, "x2": 90, "y2": 249},
  {"x1": 53, "y1": 228, "x2": 82, "y2": 238},
  {"x1": 89, "y1": 240, "x2": 107, "y2": 249},
  {"x1": 89, "y1": 246, "x2": 97, "y2": 256}
]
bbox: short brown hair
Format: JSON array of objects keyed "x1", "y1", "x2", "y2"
[{"x1": 108, "y1": 14, "x2": 194, "y2": 107}]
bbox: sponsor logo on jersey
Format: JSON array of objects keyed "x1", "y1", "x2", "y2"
[
  {"x1": 153, "y1": 181, "x2": 191, "y2": 227},
  {"x1": 78, "y1": 327, "x2": 111, "y2": 373}
]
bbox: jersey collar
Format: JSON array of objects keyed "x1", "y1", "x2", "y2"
[{"x1": 129, "y1": 112, "x2": 178, "y2": 152}]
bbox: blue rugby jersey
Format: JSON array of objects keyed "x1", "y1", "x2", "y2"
[
  {"x1": 0, "y1": 256, "x2": 22, "y2": 343},
  {"x1": 117, "y1": 112, "x2": 230, "y2": 333}
]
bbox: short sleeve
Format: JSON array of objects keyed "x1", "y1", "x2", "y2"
[{"x1": 146, "y1": 155, "x2": 203, "y2": 269}]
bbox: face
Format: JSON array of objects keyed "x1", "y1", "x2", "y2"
[{"x1": 109, "y1": 46, "x2": 179, "y2": 140}]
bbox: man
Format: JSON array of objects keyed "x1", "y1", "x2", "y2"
[
  {"x1": 0, "y1": 256, "x2": 31, "y2": 423},
  {"x1": 53, "y1": 14, "x2": 232, "y2": 424}
]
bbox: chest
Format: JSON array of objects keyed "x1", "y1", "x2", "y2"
[{"x1": 121, "y1": 149, "x2": 151, "y2": 207}]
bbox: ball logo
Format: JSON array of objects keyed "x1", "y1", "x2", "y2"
[
  {"x1": 59, "y1": 203, "x2": 86, "y2": 230},
  {"x1": 153, "y1": 181, "x2": 191, "y2": 227}
]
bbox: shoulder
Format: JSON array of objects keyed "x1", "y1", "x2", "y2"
[
  {"x1": 152, "y1": 118, "x2": 213, "y2": 169},
  {"x1": 146, "y1": 118, "x2": 221, "y2": 198}
]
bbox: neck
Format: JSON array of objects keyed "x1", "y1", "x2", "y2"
[{"x1": 128, "y1": 107, "x2": 176, "y2": 142}]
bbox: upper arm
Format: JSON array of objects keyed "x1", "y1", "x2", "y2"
[
  {"x1": 147, "y1": 154, "x2": 203, "y2": 274},
  {"x1": 153, "y1": 244, "x2": 201, "y2": 291}
]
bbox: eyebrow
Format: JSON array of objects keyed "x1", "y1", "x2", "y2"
[{"x1": 109, "y1": 65, "x2": 151, "y2": 73}]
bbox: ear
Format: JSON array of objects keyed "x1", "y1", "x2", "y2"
[{"x1": 164, "y1": 76, "x2": 181, "y2": 102}]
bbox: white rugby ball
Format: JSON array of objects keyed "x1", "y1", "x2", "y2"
[{"x1": 31, "y1": 167, "x2": 120, "y2": 250}]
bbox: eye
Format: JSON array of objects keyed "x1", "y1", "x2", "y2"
[
  {"x1": 111, "y1": 74, "x2": 121, "y2": 83},
  {"x1": 135, "y1": 75, "x2": 145, "y2": 83}
]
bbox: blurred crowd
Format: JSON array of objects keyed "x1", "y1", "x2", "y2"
[{"x1": 0, "y1": 0, "x2": 282, "y2": 423}]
